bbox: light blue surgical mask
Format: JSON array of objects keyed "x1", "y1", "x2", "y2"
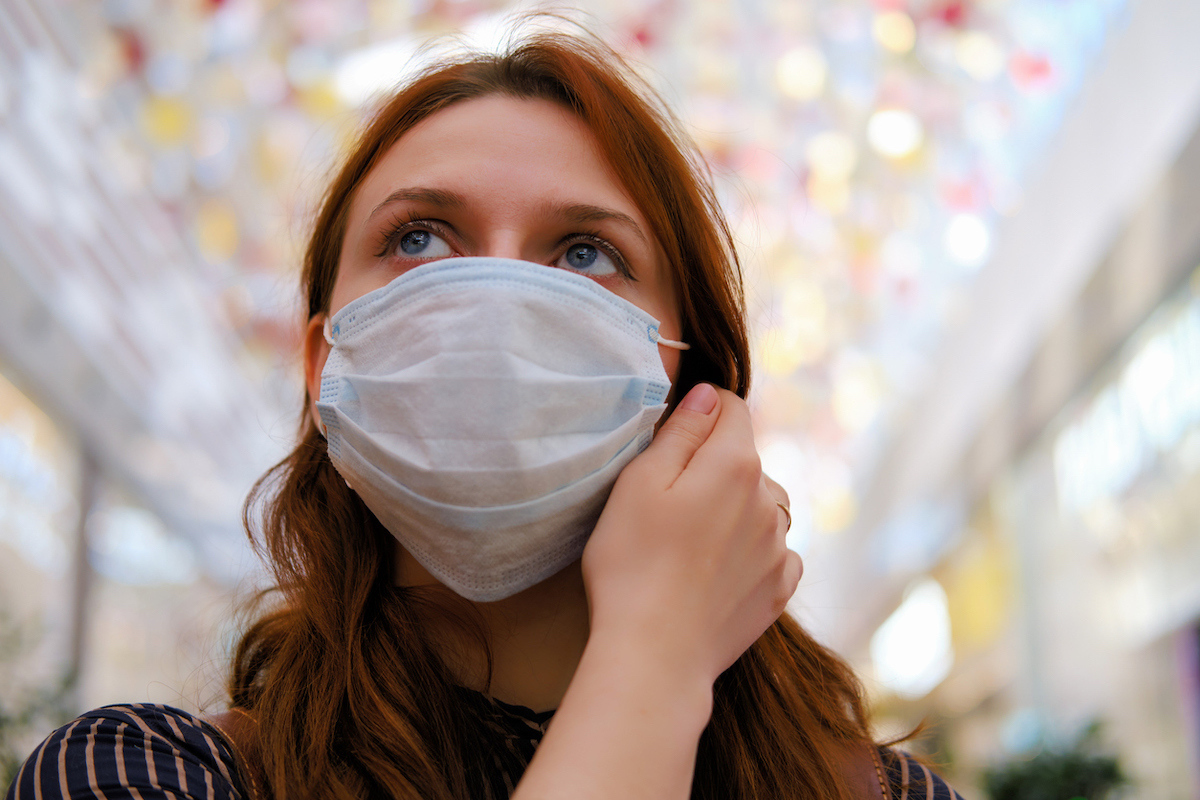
[{"x1": 317, "y1": 257, "x2": 688, "y2": 602}]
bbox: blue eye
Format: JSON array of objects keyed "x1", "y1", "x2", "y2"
[
  {"x1": 557, "y1": 242, "x2": 619, "y2": 277},
  {"x1": 397, "y1": 229, "x2": 453, "y2": 258}
]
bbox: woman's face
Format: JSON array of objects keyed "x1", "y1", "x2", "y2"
[{"x1": 304, "y1": 94, "x2": 683, "y2": 408}]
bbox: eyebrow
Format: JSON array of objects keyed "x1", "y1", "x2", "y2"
[
  {"x1": 366, "y1": 187, "x2": 648, "y2": 246},
  {"x1": 546, "y1": 202, "x2": 649, "y2": 246},
  {"x1": 367, "y1": 187, "x2": 466, "y2": 223}
]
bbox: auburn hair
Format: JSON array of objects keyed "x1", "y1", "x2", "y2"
[{"x1": 230, "y1": 31, "x2": 877, "y2": 800}]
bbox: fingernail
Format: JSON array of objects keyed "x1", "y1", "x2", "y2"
[{"x1": 679, "y1": 383, "x2": 717, "y2": 414}]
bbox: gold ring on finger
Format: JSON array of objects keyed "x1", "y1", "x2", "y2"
[{"x1": 775, "y1": 501, "x2": 792, "y2": 532}]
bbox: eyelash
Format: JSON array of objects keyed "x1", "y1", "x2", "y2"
[
  {"x1": 373, "y1": 212, "x2": 449, "y2": 260},
  {"x1": 373, "y1": 214, "x2": 636, "y2": 280},
  {"x1": 560, "y1": 232, "x2": 635, "y2": 279}
]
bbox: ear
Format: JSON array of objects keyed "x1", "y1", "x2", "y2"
[{"x1": 303, "y1": 314, "x2": 331, "y2": 432}]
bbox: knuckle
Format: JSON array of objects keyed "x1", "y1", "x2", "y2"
[
  {"x1": 659, "y1": 423, "x2": 707, "y2": 452},
  {"x1": 727, "y1": 449, "x2": 763, "y2": 484}
]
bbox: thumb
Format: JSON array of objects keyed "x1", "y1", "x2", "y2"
[{"x1": 638, "y1": 383, "x2": 721, "y2": 480}]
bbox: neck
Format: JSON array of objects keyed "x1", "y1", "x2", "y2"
[{"x1": 396, "y1": 552, "x2": 590, "y2": 713}]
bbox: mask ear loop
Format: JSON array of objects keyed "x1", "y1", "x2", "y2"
[
  {"x1": 315, "y1": 317, "x2": 335, "y2": 438},
  {"x1": 655, "y1": 334, "x2": 690, "y2": 350}
]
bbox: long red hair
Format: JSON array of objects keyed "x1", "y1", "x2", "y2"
[{"x1": 230, "y1": 32, "x2": 876, "y2": 800}]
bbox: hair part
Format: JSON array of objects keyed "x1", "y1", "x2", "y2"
[{"x1": 231, "y1": 31, "x2": 876, "y2": 800}]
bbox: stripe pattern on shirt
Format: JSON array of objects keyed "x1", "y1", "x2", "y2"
[
  {"x1": 6, "y1": 705, "x2": 243, "y2": 800},
  {"x1": 7, "y1": 701, "x2": 965, "y2": 800},
  {"x1": 879, "y1": 747, "x2": 964, "y2": 800}
]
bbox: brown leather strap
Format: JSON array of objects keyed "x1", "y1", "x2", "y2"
[{"x1": 205, "y1": 709, "x2": 268, "y2": 800}]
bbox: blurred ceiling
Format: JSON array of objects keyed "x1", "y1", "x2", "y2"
[{"x1": 0, "y1": 0, "x2": 1135, "y2": 582}]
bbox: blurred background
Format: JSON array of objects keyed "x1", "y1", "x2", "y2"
[{"x1": 0, "y1": 0, "x2": 1198, "y2": 796}]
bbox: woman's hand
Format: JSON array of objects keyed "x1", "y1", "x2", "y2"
[
  {"x1": 508, "y1": 383, "x2": 796, "y2": 796},
  {"x1": 512, "y1": 383, "x2": 801, "y2": 800},
  {"x1": 582, "y1": 382, "x2": 802, "y2": 688}
]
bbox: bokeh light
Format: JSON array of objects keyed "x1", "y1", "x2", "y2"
[
  {"x1": 867, "y1": 108, "x2": 924, "y2": 159},
  {"x1": 776, "y1": 46, "x2": 828, "y2": 102},
  {"x1": 873, "y1": 11, "x2": 916, "y2": 54},
  {"x1": 943, "y1": 213, "x2": 992, "y2": 268}
]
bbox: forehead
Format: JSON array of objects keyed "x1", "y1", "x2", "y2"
[{"x1": 348, "y1": 94, "x2": 641, "y2": 225}]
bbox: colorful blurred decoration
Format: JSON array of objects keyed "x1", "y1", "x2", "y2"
[
  {"x1": 867, "y1": 108, "x2": 925, "y2": 160},
  {"x1": 194, "y1": 200, "x2": 241, "y2": 264},
  {"x1": 775, "y1": 45, "x2": 829, "y2": 101},
  {"x1": 0, "y1": 0, "x2": 1128, "y2": 572},
  {"x1": 873, "y1": 12, "x2": 917, "y2": 55}
]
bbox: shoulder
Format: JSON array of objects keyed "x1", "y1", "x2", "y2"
[
  {"x1": 879, "y1": 747, "x2": 965, "y2": 800},
  {"x1": 5, "y1": 704, "x2": 247, "y2": 800}
]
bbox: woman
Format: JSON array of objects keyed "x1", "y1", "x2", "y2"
[{"x1": 7, "y1": 32, "x2": 962, "y2": 800}]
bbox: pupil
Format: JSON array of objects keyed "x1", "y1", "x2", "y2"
[
  {"x1": 569, "y1": 244, "x2": 597, "y2": 268},
  {"x1": 400, "y1": 230, "x2": 430, "y2": 254}
]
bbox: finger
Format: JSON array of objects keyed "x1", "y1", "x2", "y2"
[
  {"x1": 784, "y1": 549, "x2": 803, "y2": 593},
  {"x1": 769, "y1": 550, "x2": 805, "y2": 621},
  {"x1": 685, "y1": 390, "x2": 759, "y2": 477},
  {"x1": 763, "y1": 473, "x2": 789, "y2": 507},
  {"x1": 763, "y1": 478, "x2": 792, "y2": 536},
  {"x1": 775, "y1": 499, "x2": 792, "y2": 537},
  {"x1": 636, "y1": 383, "x2": 721, "y2": 480}
]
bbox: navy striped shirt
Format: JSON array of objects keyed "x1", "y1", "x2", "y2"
[
  {"x1": 6, "y1": 705, "x2": 242, "y2": 800},
  {"x1": 6, "y1": 702, "x2": 963, "y2": 799}
]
